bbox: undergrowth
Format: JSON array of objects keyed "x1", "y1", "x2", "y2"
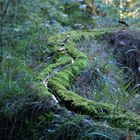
[
  {"x1": 1, "y1": 0, "x2": 140, "y2": 139},
  {"x1": 70, "y1": 37, "x2": 139, "y2": 112},
  {"x1": 1, "y1": 30, "x2": 140, "y2": 139}
]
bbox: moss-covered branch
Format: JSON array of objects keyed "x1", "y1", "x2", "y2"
[{"x1": 37, "y1": 29, "x2": 140, "y2": 134}]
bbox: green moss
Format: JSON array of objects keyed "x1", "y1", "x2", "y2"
[
  {"x1": 61, "y1": 69, "x2": 75, "y2": 80},
  {"x1": 48, "y1": 28, "x2": 114, "y2": 45},
  {"x1": 36, "y1": 56, "x2": 72, "y2": 81},
  {"x1": 52, "y1": 77, "x2": 69, "y2": 88},
  {"x1": 48, "y1": 79, "x2": 67, "y2": 92},
  {"x1": 55, "y1": 71, "x2": 70, "y2": 83},
  {"x1": 48, "y1": 79, "x2": 140, "y2": 133},
  {"x1": 37, "y1": 29, "x2": 140, "y2": 134},
  {"x1": 35, "y1": 82, "x2": 51, "y2": 97}
]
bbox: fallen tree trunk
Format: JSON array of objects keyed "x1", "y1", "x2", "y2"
[{"x1": 38, "y1": 29, "x2": 140, "y2": 134}]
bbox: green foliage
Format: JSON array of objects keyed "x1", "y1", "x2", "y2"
[{"x1": 0, "y1": 0, "x2": 140, "y2": 139}]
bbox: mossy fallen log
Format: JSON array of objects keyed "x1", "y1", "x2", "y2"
[{"x1": 37, "y1": 29, "x2": 140, "y2": 134}]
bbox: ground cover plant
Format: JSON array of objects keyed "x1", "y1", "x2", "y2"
[{"x1": 0, "y1": 0, "x2": 140, "y2": 140}]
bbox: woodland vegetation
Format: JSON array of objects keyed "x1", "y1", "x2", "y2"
[{"x1": 0, "y1": 0, "x2": 140, "y2": 140}]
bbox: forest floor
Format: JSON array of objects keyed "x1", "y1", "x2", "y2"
[
  {"x1": 37, "y1": 29, "x2": 140, "y2": 139},
  {"x1": 71, "y1": 30, "x2": 140, "y2": 114},
  {"x1": 1, "y1": 28, "x2": 140, "y2": 140}
]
